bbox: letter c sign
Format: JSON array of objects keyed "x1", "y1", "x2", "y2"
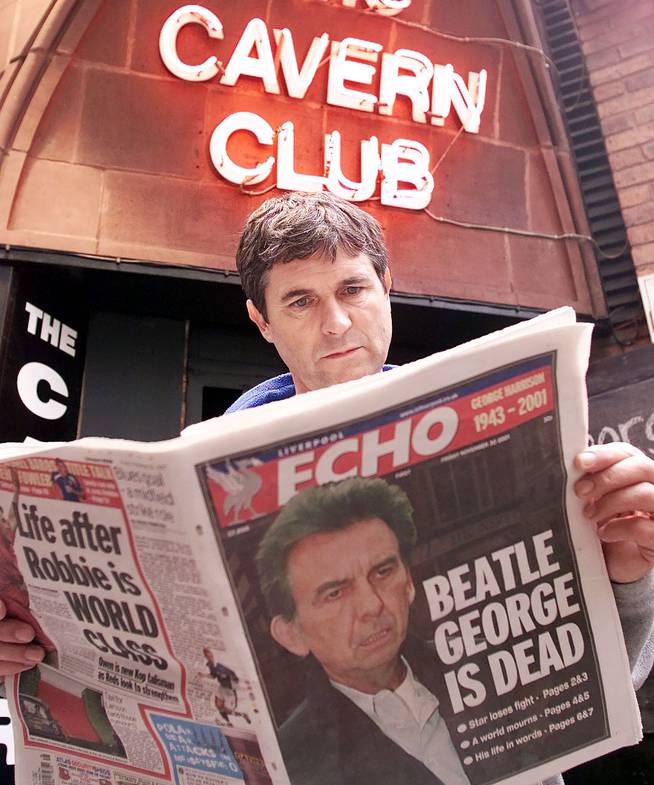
[{"x1": 16, "y1": 362, "x2": 68, "y2": 420}]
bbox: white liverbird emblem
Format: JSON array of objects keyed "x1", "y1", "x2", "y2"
[{"x1": 207, "y1": 458, "x2": 264, "y2": 522}]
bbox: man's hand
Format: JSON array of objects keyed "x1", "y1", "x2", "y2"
[
  {"x1": 0, "y1": 600, "x2": 44, "y2": 676},
  {"x1": 575, "y1": 443, "x2": 654, "y2": 583}
]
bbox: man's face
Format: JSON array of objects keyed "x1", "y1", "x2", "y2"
[
  {"x1": 55, "y1": 460, "x2": 67, "y2": 474},
  {"x1": 271, "y1": 518, "x2": 415, "y2": 694},
  {"x1": 247, "y1": 251, "x2": 392, "y2": 394}
]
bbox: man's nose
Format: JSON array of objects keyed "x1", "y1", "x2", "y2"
[
  {"x1": 321, "y1": 298, "x2": 351, "y2": 335},
  {"x1": 354, "y1": 580, "x2": 384, "y2": 618}
]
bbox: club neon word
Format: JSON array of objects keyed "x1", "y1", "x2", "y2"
[{"x1": 159, "y1": 5, "x2": 488, "y2": 210}]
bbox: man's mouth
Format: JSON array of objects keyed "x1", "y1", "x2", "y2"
[
  {"x1": 323, "y1": 347, "x2": 361, "y2": 360},
  {"x1": 357, "y1": 627, "x2": 391, "y2": 648}
]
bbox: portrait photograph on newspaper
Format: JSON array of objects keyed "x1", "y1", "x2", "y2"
[{"x1": 199, "y1": 350, "x2": 614, "y2": 785}]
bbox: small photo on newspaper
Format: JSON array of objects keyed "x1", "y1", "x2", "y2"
[{"x1": 199, "y1": 353, "x2": 616, "y2": 785}]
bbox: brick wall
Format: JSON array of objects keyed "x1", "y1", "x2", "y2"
[{"x1": 573, "y1": 0, "x2": 654, "y2": 277}]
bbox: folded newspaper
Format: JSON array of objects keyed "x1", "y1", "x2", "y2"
[{"x1": 0, "y1": 307, "x2": 642, "y2": 785}]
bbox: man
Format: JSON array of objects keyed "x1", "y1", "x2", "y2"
[
  {"x1": 223, "y1": 190, "x2": 393, "y2": 410},
  {"x1": 199, "y1": 647, "x2": 251, "y2": 726},
  {"x1": 257, "y1": 476, "x2": 470, "y2": 785},
  {"x1": 50, "y1": 459, "x2": 84, "y2": 502},
  {"x1": 0, "y1": 192, "x2": 653, "y2": 779}
]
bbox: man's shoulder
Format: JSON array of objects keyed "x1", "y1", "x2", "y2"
[
  {"x1": 278, "y1": 699, "x2": 340, "y2": 785},
  {"x1": 225, "y1": 374, "x2": 296, "y2": 413},
  {"x1": 225, "y1": 365, "x2": 398, "y2": 413}
]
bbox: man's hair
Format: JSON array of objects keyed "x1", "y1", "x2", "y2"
[
  {"x1": 236, "y1": 191, "x2": 388, "y2": 318},
  {"x1": 256, "y1": 477, "x2": 415, "y2": 619}
]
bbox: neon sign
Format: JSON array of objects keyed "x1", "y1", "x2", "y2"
[{"x1": 159, "y1": 3, "x2": 488, "y2": 210}]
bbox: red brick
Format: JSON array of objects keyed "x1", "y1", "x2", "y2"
[
  {"x1": 634, "y1": 101, "x2": 654, "y2": 125},
  {"x1": 618, "y1": 183, "x2": 651, "y2": 208},
  {"x1": 576, "y1": 14, "x2": 612, "y2": 43},
  {"x1": 429, "y1": 0, "x2": 508, "y2": 38},
  {"x1": 610, "y1": 146, "x2": 645, "y2": 171},
  {"x1": 606, "y1": 125, "x2": 654, "y2": 153},
  {"x1": 629, "y1": 221, "x2": 654, "y2": 245},
  {"x1": 431, "y1": 136, "x2": 528, "y2": 230},
  {"x1": 590, "y1": 54, "x2": 650, "y2": 87},
  {"x1": 577, "y1": 0, "x2": 652, "y2": 30},
  {"x1": 77, "y1": 69, "x2": 206, "y2": 177},
  {"x1": 600, "y1": 112, "x2": 633, "y2": 135},
  {"x1": 632, "y1": 242, "x2": 654, "y2": 266},
  {"x1": 509, "y1": 235, "x2": 578, "y2": 303},
  {"x1": 578, "y1": 0, "x2": 613, "y2": 13},
  {"x1": 597, "y1": 85, "x2": 654, "y2": 118},
  {"x1": 9, "y1": 159, "x2": 101, "y2": 237},
  {"x1": 644, "y1": 141, "x2": 654, "y2": 160},
  {"x1": 385, "y1": 210, "x2": 513, "y2": 302},
  {"x1": 582, "y1": 21, "x2": 649, "y2": 55},
  {"x1": 584, "y1": 46, "x2": 619, "y2": 72},
  {"x1": 527, "y1": 152, "x2": 564, "y2": 233},
  {"x1": 622, "y1": 201, "x2": 654, "y2": 228},
  {"x1": 29, "y1": 63, "x2": 84, "y2": 162},
  {"x1": 618, "y1": 28, "x2": 654, "y2": 59},
  {"x1": 76, "y1": 0, "x2": 131, "y2": 67},
  {"x1": 626, "y1": 67, "x2": 654, "y2": 93},
  {"x1": 100, "y1": 169, "x2": 252, "y2": 264},
  {"x1": 497, "y1": 55, "x2": 540, "y2": 149},
  {"x1": 615, "y1": 159, "x2": 654, "y2": 188},
  {"x1": 592, "y1": 79, "x2": 624, "y2": 102}
]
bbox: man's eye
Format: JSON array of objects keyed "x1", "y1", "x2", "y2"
[
  {"x1": 344, "y1": 286, "x2": 363, "y2": 296},
  {"x1": 324, "y1": 588, "x2": 342, "y2": 601},
  {"x1": 375, "y1": 563, "x2": 396, "y2": 579},
  {"x1": 291, "y1": 296, "x2": 310, "y2": 309}
]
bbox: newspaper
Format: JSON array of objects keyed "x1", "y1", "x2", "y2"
[{"x1": 0, "y1": 307, "x2": 642, "y2": 785}]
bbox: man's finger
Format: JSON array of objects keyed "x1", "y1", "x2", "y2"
[
  {"x1": 598, "y1": 514, "x2": 654, "y2": 544},
  {"x1": 0, "y1": 641, "x2": 44, "y2": 667},
  {"x1": 0, "y1": 618, "x2": 37, "y2": 645},
  {"x1": 0, "y1": 660, "x2": 41, "y2": 676},
  {"x1": 582, "y1": 483, "x2": 654, "y2": 523},
  {"x1": 575, "y1": 443, "x2": 647, "y2": 474},
  {"x1": 575, "y1": 453, "x2": 654, "y2": 501}
]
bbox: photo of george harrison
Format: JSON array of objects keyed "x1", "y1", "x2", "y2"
[{"x1": 256, "y1": 476, "x2": 470, "y2": 785}]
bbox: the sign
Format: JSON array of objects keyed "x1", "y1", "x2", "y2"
[
  {"x1": 158, "y1": 2, "x2": 488, "y2": 210},
  {"x1": 0, "y1": 269, "x2": 87, "y2": 442}
]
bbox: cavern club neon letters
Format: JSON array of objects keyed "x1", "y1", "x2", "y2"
[{"x1": 159, "y1": 4, "x2": 488, "y2": 210}]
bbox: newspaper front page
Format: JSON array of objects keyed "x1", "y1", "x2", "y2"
[{"x1": 0, "y1": 309, "x2": 642, "y2": 785}]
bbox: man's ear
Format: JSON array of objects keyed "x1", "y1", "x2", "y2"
[
  {"x1": 383, "y1": 268, "x2": 392, "y2": 295},
  {"x1": 246, "y1": 299, "x2": 274, "y2": 343},
  {"x1": 270, "y1": 615, "x2": 310, "y2": 657}
]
